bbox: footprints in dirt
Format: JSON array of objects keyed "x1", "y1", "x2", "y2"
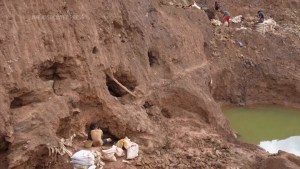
[
  {"x1": 176, "y1": 60, "x2": 208, "y2": 77},
  {"x1": 151, "y1": 60, "x2": 208, "y2": 88}
]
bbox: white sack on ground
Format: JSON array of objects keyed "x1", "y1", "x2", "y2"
[
  {"x1": 102, "y1": 145, "x2": 118, "y2": 161},
  {"x1": 127, "y1": 142, "x2": 139, "y2": 160},
  {"x1": 71, "y1": 150, "x2": 95, "y2": 166}
]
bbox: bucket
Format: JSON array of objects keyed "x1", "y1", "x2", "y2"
[{"x1": 84, "y1": 140, "x2": 93, "y2": 148}]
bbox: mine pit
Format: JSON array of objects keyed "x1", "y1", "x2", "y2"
[
  {"x1": 161, "y1": 108, "x2": 172, "y2": 118},
  {"x1": 105, "y1": 72, "x2": 137, "y2": 97},
  {"x1": 92, "y1": 46, "x2": 99, "y2": 54},
  {"x1": 148, "y1": 49, "x2": 159, "y2": 67},
  {"x1": 10, "y1": 97, "x2": 23, "y2": 109},
  {"x1": 0, "y1": 137, "x2": 9, "y2": 152},
  {"x1": 10, "y1": 92, "x2": 42, "y2": 109},
  {"x1": 38, "y1": 58, "x2": 79, "y2": 81},
  {"x1": 38, "y1": 62, "x2": 64, "y2": 81}
]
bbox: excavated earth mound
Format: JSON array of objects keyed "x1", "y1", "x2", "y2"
[{"x1": 0, "y1": 0, "x2": 299, "y2": 168}]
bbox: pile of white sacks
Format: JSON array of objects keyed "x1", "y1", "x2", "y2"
[{"x1": 71, "y1": 137, "x2": 139, "y2": 169}]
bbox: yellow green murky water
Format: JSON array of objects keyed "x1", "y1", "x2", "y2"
[{"x1": 223, "y1": 105, "x2": 300, "y2": 144}]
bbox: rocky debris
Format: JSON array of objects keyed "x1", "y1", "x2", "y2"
[
  {"x1": 160, "y1": 0, "x2": 194, "y2": 8},
  {"x1": 47, "y1": 134, "x2": 76, "y2": 157},
  {"x1": 259, "y1": 151, "x2": 300, "y2": 169}
]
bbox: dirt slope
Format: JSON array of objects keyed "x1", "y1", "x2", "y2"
[{"x1": 0, "y1": 0, "x2": 299, "y2": 169}]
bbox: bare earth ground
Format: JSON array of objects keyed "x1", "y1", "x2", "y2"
[{"x1": 0, "y1": 0, "x2": 300, "y2": 169}]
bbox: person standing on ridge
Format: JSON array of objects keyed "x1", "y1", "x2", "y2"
[
  {"x1": 257, "y1": 10, "x2": 265, "y2": 23},
  {"x1": 223, "y1": 11, "x2": 231, "y2": 26},
  {"x1": 215, "y1": 1, "x2": 220, "y2": 11}
]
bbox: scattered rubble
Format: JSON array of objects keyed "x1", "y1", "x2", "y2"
[{"x1": 47, "y1": 134, "x2": 76, "y2": 157}]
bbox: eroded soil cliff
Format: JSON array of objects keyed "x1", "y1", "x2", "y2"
[{"x1": 0, "y1": 0, "x2": 300, "y2": 168}]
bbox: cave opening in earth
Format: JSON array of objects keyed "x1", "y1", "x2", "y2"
[
  {"x1": 105, "y1": 72, "x2": 137, "y2": 97},
  {"x1": 148, "y1": 49, "x2": 159, "y2": 67}
]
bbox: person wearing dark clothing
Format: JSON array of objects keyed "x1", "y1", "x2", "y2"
[
  {"x1": 258, "y1": 10, "x2": 265, "y2": 23},
  {"x1": 215, "y1": 1, "x2": 220, "y2": 11}
]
